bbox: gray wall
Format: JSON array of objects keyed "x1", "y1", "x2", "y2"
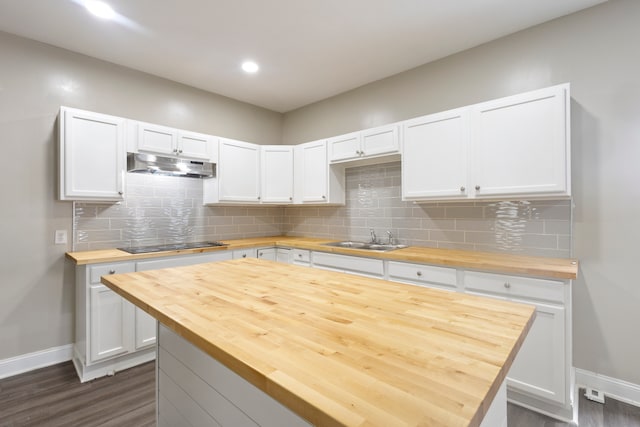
[
  {"x1": 0, "y1": 31, "x2": 282, "y2": 360},
  {"x1": 283, "y1": 0, "x2": 640, "y2": 385}
]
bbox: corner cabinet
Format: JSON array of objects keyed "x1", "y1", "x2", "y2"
[
  {"x1": 204, "y1": 138, "x2": 261, "y2": 204},
  {"x1": 59, "y1": 107, "x2": 126, "y2": 202},
  {"x1": 293, "y1": 140, "x2": 345, "y2": 204},
  {"x1": 402, "y1": 83, "x2": 571, "y2": 201},
  {"x1": 260, "y1": 145, "x2": 294, "y2": 204},
  {"x1": 328, "y1": 124, "x2": 400, "y2": 164}
]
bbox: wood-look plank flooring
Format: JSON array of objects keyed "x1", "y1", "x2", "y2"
[
  {"x1": 0, "y1": 361, "x2": 154, "y2": 427},
  {"x1": 1, "y1": 361, "x2": 640, "y2": 427}
]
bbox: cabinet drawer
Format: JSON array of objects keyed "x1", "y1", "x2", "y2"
[
  {"x1": 464, "y1": 271, "x2": 565, "y2": 303},
  {"x1": 90, "y1": 262, "x2": 135, "y2": 284},
  {"x1": 312, "y1": 252, "x2": 384, "y2": 277},
  {"x1": 233, "y1": 248, "x2": 257, "y2": 259},
  {"x1": 292, "y1": 249, "x2": 310, "y2": 263},
  {"x1": 388, "y1": 261, "x2": 457, "y2": 289},
  {"x1": 135, "y1": 252, "x2": 231, "y2": 271}
]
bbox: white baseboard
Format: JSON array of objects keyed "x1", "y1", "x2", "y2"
[
  {"x1": 0, "y1": 344, "x2": 73, "y2": 380},
  {"x1": 575, "y1": 368, "x2": 640, "y2": 407}
]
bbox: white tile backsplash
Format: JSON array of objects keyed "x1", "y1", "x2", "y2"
[{"x1": 74, "y1": 162, "x2": 572, "y2": 257}]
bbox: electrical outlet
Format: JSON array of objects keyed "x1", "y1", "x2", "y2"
[
  {"x1": 584, "y1": 387, "x2": 605, "y2": 404},
  {"x1": 55, "y1": 230, "x2": 68, "y2": 245}
]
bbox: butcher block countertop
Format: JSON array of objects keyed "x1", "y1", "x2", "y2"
[
  {"x1": 101, "y1": 258, "x2": 536, "y2": 427},
  {"x1": 67, "y1": 235, "x2": 578, "y2": 279}
]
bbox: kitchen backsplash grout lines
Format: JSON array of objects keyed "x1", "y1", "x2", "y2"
[{"x1": 74, "y1": 162, "x2": 572, "y2": 257}]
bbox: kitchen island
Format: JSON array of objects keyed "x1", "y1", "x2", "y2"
[{"x1": 101, "y1": 258, "x2": 535, "y2": 427}]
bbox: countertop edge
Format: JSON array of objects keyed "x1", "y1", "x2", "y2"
[{"x1": 68, "y1": 235, "x2": 578, "y2": 280}]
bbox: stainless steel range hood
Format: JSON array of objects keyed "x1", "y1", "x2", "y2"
[{"x1": 127, "y1": 153, "x2": 214, "y2": 178}]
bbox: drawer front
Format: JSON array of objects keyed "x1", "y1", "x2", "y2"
[
  {"x1": 312, "y1": 252, "x2": 384, "y2": 277},
  {"x1": 233, "y1": 248, "x2": 257, "y2": 259},
  {"x1": 292, "y1": 249, "x2": 310, "y2": 263},
  {"x1": 464, "y1": 271, "x2": 565, "y2": 303},
  {"x1": 90, "y1": 262, "x2": 135, "y2": 284},
  {"x1": 388, "y1": 261, "x2": 457, "y2": 288}
]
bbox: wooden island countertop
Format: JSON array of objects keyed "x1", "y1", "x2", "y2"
[{"x1": 101, "y1": 258, "x2": 536, "y2": 427}]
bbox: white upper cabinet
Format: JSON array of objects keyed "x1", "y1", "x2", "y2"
[
  {"x1": 205, "y1": 138, "x2": 261, "y2": 204},
  {"x1": 59, "y1": 107, "x2": 126, "y2": 202},
  {"x1": 294, "y1": 140, "x2": 345, "y2": 204},
  {"x1": 401, "y1": 83, "x2": 571, "y2": 201},
  {"x1": 402, "y1": 108, "x2": 469, "y2": 200},
  {"x1": 178, "y1": 130, "x2": 216, "y2": 161},
  {"x1": 261, "y1": 145, "x2": 294, "y2": 204},
  {"x1": 134, "y1": 121, "x2": 215, "y2": 161},
  {"x1": 471, "y1": 84, "x2": 570, "y2": 198},
  {"x1": 328, "y1": 124, "x2": 400, "y2": 163}
]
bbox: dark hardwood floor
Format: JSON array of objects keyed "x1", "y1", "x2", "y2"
[{"x1": 1, "y1": 361, "x2": 639, "y2": 426}]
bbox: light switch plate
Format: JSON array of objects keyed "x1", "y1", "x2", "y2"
[{"x1": 55, "y1": 230, "x2": 68, "y2": 245}]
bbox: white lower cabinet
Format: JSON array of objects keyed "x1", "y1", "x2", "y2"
[
  {"x1": 311, "y1": 252, "x2": 384, "y2": 278},
  {"x1": 463, "y1": 270, "x2": 571, "y2": 417},
  {"x1": 233, "y1": 248, "x2": 258, "y2": 259},
  {"x1": 74, "y1": 251, "x2": 232, "y2": 382},
  {"x1": 89, "y1": 284, "x2": 133, "y2": 362},
  {"x1": 257, "y1": 247, "x2": 277, "y2": 261}
]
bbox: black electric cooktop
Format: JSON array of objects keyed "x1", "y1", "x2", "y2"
[{"x1": 118, "y1": 241, "x2": 227, "y2": 254}]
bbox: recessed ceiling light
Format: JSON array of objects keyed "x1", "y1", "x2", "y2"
[
  {"x1": 84, "y1": 0, "x2": 116, "y2": 20},
  {"x1": 242, "y1": 61, "x2": 259, "y2": 73}
]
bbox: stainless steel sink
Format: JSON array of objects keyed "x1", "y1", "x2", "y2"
[{"x1": 323, "y1": 241, "x2": 408, "y2": 252}]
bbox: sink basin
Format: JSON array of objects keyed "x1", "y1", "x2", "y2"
[{"x1": 323, "y1": 241, "x2": 408, "y2": 252}]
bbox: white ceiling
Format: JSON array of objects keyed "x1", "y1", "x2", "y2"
[{"x1": 0, "y1": 0, "x2": 606, "y2": 112}]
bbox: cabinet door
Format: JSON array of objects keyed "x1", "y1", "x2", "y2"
[
  {"x1": 89, "y1": 285, "x2": 132, "y2": 363},
  {"x1": 261, "y1": 146, "x2": 293, "y2": 203},
  {"x1": 471, "y1": 84, "x2": 569, "y2": 198},
  {"x1": 219, "y1": 138, "x2": 261, "y2": 203},
  {"x1": 276, "y1": 248, "x2": 292, "y2": 264},
  {"x1": 507, "y1": 300, "x2": 566, "y2": 405},
  {"x1": 295, "y1": 140, "x2": 329, "y2": 203},
  {"x1": 402, "y1": 108, "x2": 469, "y2": 200},
  {"x1": 257, "y1": 247, "x2": 277, "y2": 261},
  {"x1": 60, "y1": 107, "x2": 125, "y2": 201},
  {"x1": 387, "y1": 261, "x2": 458, "y2": 291},
  {"x1": 177, "y1": 130, "x2": 213, "y2": 160},
  {"x1": 360, "y1": 124, "x2": 400, "y2": 158},
  {"x1": 137, "y1": 122, "x2": 177, "y2": 156},
  {"x1": 328, "y1": 131, "x2": 361, "y2": 162},
  {"x1": 134, "y1": 307, "x2": 157, "y2": 350}
]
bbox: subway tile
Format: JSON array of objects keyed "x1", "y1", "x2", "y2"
[
  {"x1": 224, "y1": 207, "x2": 248, "y2": 216},
  {"x1": 233, "y1": 216, "x2": 255, "y2": 225},
  {"x1": 75, "y1": 218, "x2": 110, "y2": 230},
  {"x1": 444, "y1": 206, "x2": 484, "y2": 219},
  {"x1": 465, "y1": 231, "x2": 498, "y2": 245},
  {"x1": 413, "y1": 206, "x2": 446, "y2": 219},
  {"x1": 519, "y1": 234, "x2": 559, "y2": 249},
  {"x1": 530, "y1": 204, "x2": 572, "y2": 220},
  {"x1": 437, "y1": 242, "x2": 476, "y2": 251},
  {"x1": 391, "y1": 217, "x2": 422, "y2": 229},
  {"x1": 558, "y1": 235, "x2": 572, "y2": 251},
  {"x1": 84, "y1": 230, "x2": 122, "y2": 242},
  {"x1": 455, "y1": 219, "x2": 494, "y2": 232},
  {"x1": 429, "y1": 229, "x2": 465, "y2": 243},
  {"x1": 423, "y1": 219, "x2": 456, "y2": 230},
  {"x1": 544, "y1": 220, "x2": 572, "y2": 235}
]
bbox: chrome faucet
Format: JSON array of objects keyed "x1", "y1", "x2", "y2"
[
  {"x1": 386, "y1": 230, "x2": 394, "y2": 245},
  {"x1": 369, "y1": 229, "x2": 378, "y2": 244}
]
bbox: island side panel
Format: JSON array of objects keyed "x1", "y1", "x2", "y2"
[{"x1": 157, "y1": 324, "x2": 311, "y2": 427}]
